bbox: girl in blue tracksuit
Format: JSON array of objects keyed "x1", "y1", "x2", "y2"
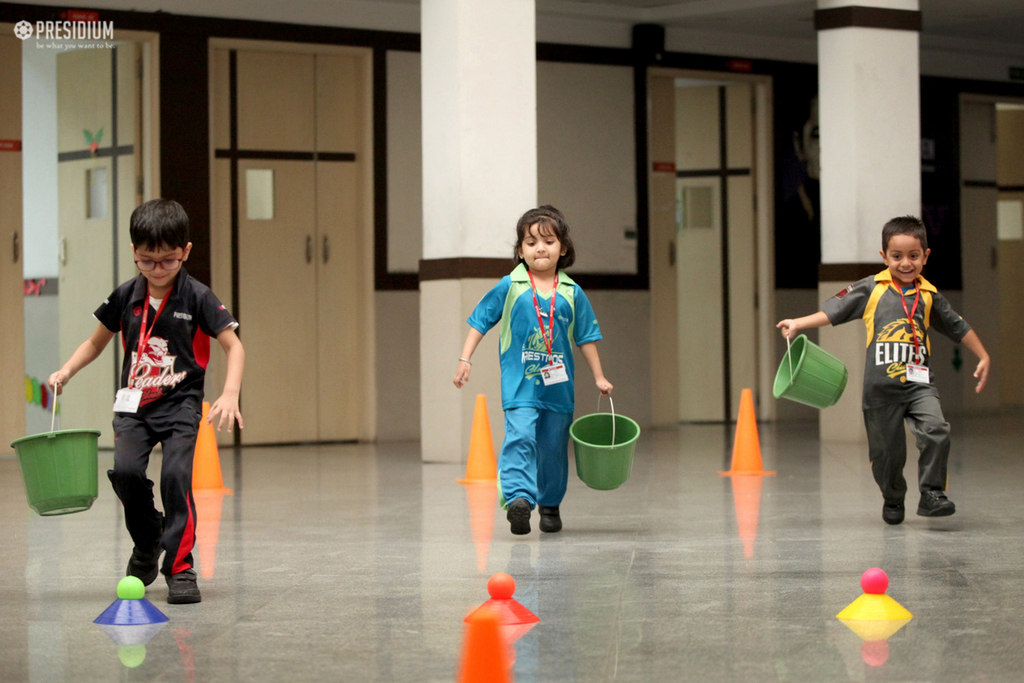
[{"x1": 453, "y1": 206, "x2": 613, "y2": 535}]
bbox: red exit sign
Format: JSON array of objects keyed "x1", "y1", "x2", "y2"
[{"x1": 0, "y1": 140, "x2": 22, "y2": 152}]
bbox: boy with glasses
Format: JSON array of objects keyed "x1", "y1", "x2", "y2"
[{"x1": 50, "y1": 199, "x2": 245, "y2": 603}]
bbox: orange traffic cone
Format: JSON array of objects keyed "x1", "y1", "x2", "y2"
[
  {"x1": 193, "y1": 402, "x2": 233, "y2": 493},
  {"x1": 457, "y1": 607, "x2": 511, "y2": 683},
  {"x1": 720, "y1": 389, "x2": 775, "y2": 476},
  {"x1": 457, "y1": 395, "x2": 498, "y2": 484}
]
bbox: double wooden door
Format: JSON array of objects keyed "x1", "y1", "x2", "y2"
[{"x1": 212, "y1": 47, "x2": 368, "y2": 444}]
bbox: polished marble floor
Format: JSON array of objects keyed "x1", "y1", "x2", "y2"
[{"x1": 3, "y1": 415, "x2": 1024, "y2": 682}]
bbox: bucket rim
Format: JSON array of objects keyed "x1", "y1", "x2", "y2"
[
  {"x1": 570, "y1": 413, "x2": 642, "y2": 448},
  {"x1": 11, "y1": 429, "x2": 102, "y2": 448}
]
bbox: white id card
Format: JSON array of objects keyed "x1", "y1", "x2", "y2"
[
  {"x1": 540, "y1": 363, "x2": 569, "y2": 386},
  {"x1": 113, "y1": 388, "x2": 143, "y2": 413},
  {"x1": 906, "y1": 363, "x2": 930, "y2": 384}
]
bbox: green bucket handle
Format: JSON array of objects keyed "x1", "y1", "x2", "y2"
[
  {"x1": 49, "y1": 381, "x2": 59, "y2": 434},
  {"x1": 786, "y1": 335, "x2": 794, "y2": 387},
  {"x1": 597, "y1": 394, "x2": 617, "y2": 446}
]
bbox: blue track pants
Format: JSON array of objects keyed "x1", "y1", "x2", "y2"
[{"x1": 498, "y1": 407, "x2": 573, "y2": 509}]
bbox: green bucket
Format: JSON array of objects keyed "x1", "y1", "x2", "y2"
[
  {"x1": 10, "y1": 428, "x2": 101, "y2": 516},
  {"x1": 773, "y1": 334, "x2": 849, "y2": 409},
  {"x1": 570, "y1": 397, "x2": 641, "y2": 491}
]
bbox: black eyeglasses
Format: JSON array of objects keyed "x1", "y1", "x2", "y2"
[{"x1": 135, "y1": 258, "x2": 184, "y2": 272}]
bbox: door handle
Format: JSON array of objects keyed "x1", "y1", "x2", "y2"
[
  {"x1": 59, "y1": 238, "x2": 67, "y2": 266},
  {"x1": 12, "y1": 232, "x2": 18, "y2": 263},
  {"x1": 306, "y1": 235, "x2": 313, "y2": 264},
  {"x1": 322, "y1": 235, "x2": 330, "y2": 264}
]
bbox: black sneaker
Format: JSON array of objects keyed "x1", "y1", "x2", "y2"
[
  {"x1": 882, "y1": 501, "x2": 905, "y2": 525},
  {"x1": 507, "y1": 498, "x2": 531, "y2": 535},
  {"x1": 917, "y1": 490, "x2": 956, "y2": 517},
  {"x1": 539, "y1": 506, "x2": 562, "y2": 533},
  {"x1": 126, "y1": 545, "x2": 162, "y2": 586},
  {"x1": 166, "y1": 569, "x2": 202, "y2": 604}
]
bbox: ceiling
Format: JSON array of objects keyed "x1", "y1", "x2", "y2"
[{"x1": 388, "y1": 1, "x2": 1024, "y2": 52}]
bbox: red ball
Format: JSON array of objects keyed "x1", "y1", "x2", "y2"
[
  {"x1": 860, "y1": 567, "x2": 889, "y2": 594},
  {"x1": 487, "y1": 572, "x2": 515, "y2": 600}
]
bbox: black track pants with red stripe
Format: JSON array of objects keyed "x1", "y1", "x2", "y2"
[{"x1": 110, "y1": 405, "x2": 201, "y2": 577}]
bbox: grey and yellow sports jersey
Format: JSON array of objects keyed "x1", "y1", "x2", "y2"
[{"x1": 821, "y1": 269, "x2": 971, "y2": 409}]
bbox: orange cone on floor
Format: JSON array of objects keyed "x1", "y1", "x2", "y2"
[
  {"x1": 720, "y1": 389, "x2": 776, "y2": 476},
  {"x1": 193, "y1": 402, "x2": 233, "y2": 493},
  {"x1": 457, "y1": 606, "x2": 512, "y2": 683},
  {"x1": 457, "y1": 395, "x2": 498, "y2": 484}
]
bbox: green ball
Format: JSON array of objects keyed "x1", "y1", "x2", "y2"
[{"x1": 117, "y1": 576, "x2": 146, "y2": 600}]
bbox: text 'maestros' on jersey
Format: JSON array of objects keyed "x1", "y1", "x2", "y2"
[
  {"x1": 94, "y1": 269, "x2": 238, "y2": 419},
  {"x1": 468, "y1": 264, "x2": 602, "y2": 414},
  {"x1": 821, "y1": 270, "x2": 971, "y2": 409}
]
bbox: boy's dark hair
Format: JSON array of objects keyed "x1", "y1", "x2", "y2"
[
  {"x1": 513, "y1": 205, "x2": 576, "y2": 269},
  {"x1": 882, "y1": 215, "x2": 928, "y2": 252},
  {"x1": 129, "y1": 199, "x2": 190, "y2": 250}
]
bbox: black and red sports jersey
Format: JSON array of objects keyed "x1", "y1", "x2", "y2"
[{"x1": 95, "y1": 269, "x2": 238, "y2": 419}]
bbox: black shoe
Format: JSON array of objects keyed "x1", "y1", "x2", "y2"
[
  {"x1": 882, "y1": 501, "x2": 905, "y2": 525},
  {"x1": 539, "y1": 506, "x2": 562, "y2": 533},
  {"x1": 166, "y1": 569, "x2": 202, "y2": 604},
  {"x1": 917, "y1": 490, "x2": 956, "y2": 517},
  {"x1": 126, "y1": 545, "x2": 162, "y2": 586},
  {"x1": 507, "y1": 498, "x2": 531, "y2": 535}
]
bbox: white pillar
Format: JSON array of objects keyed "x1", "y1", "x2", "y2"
[
  {"x1": 815, "y1": 0, "x2": 921, "y2": 441},
  {"x1": 419, "y1": 0, "x2": 538, "y2": 462}
]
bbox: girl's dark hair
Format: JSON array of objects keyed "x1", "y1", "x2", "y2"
[
  {"x1": 513, "y1": 205, "x2": 576, "y2": 269},
  {"x1": 129, "y1": 199, "x2": 190, "y2": 250},
  {"x1": 882, "y1": 215, "x2": 928, "y2": 252}
]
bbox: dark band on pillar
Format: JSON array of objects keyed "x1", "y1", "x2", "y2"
[
  {"x1": 819, "y1": 263, "x2": 881, "y2": 282},
  {"x1": 814, "y1": 6, "x2": 922, "y2": 32},
  {"x1": 419, "y1": 258, "x2": 513, "y2": 281}
]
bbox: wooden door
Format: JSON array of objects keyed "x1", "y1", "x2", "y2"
[
  {"x1": 673, "y1": 83, "x2": 757, "y2": 422},
  {"x1": 221, "y1": 47, "x2": 366, "y2": 444},
  {"x1": 0, "y1": 33, "x2": 25, "y2": 450}
]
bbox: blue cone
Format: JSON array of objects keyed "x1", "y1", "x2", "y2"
[{"x1": 94, "y1": 598, "x2": 169, "y2": 626}]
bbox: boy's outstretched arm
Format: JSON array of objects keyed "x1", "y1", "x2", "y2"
[
  {"x1": 776, "y1": 311, "x2": 831, "y2": 340},
  {"x1": 579, "y1": 342, "x2": 613, "y2": 396},
  {"x1": 208, "y1": 328, "x2": 245, "y2": 431},
  {"x1": 453, "y1": 328, "x2": 484, "y2": 389},
  {"x1": 48, "y1": 323, "x2": 115, "y2": 394},
  {"x1": 960, "y1": 329, "x2": 990, "y2": 393}
]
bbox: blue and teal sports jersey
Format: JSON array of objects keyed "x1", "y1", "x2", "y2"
[{"x1": 468, "y1": 263, "x2": 602, "y2": 413}]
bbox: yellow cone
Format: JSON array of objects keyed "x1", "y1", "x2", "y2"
[{"x1": 836, "y1": 593, "x2": 913, "y2": 621}]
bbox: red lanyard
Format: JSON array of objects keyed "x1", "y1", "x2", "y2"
[
  {"x1": 528, "y1": 271, "x2": 557, "y2": 361},
  {"x1": 895, "y1": 281, "x2": 921, "y2": 357},
  {"x1": 131, "y1": 287, "x2": 169, "y2": 388}
]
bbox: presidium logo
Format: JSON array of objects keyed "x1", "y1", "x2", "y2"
[{"x1": 13, "y1": 18, "x2": 114, "y2": 42}]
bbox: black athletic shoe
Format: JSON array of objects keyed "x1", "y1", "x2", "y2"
[
  {"x1": 126, "y1": 545, "x2": 162, "y2": 586},
  {"x1": 882, "y1": 501, "x2": 905, "y2": 525},
  {"x1": 539, "y1": 506, "x2": 562, "y2": 533},
  {"x1": 166, "y1": 569, "x2": 202, "y2": 604},
  {"x1": 507, "y1": 498, "x2": 531, "y2": 535},
  {"x1": 917, "y1": 490, "x2": 956, "y2": 517}
]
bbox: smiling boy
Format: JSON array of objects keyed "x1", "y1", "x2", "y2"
[
  {"x1": 777, "y1": 215, "x2": 990, "y2": 524},
  {"x1": 50, "y1": 199, "x2": 244, "y2": 602}
]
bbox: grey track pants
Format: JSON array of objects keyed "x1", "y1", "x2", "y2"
[{"x1": 863, "y1": 394, "x2": 951, "y2": 502}]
